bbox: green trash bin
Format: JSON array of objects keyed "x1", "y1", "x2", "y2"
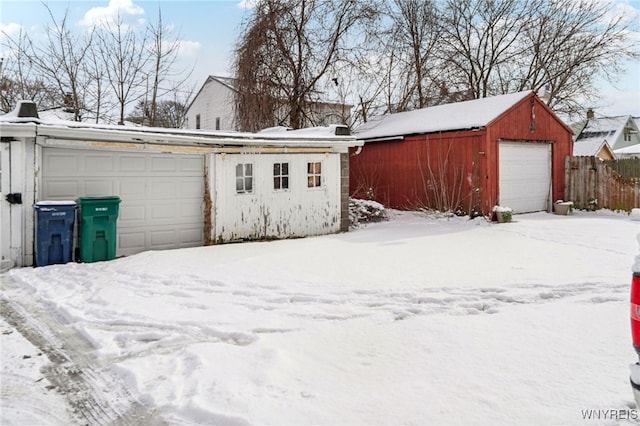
[{"x1": 76, "y1": 196, "x2": 121, "y2": 263}]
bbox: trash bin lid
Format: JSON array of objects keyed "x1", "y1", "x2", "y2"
[
  {"x1": 35, "y1": 200, "x2": 77, "y2": 206},
  {"x1": 76, "y1": 196, "x2": 121, "y2": 202}
]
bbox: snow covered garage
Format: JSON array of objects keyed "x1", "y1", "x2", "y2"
[
  {"x1": 0, "y1": 103, "x2": 360, "y2": 268},
  {"x1": 350, "y1": 91, "x2": 573, "y2": 216}
]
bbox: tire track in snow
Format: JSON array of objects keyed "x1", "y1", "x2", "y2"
[
  {"x1": 236, "y1": 280, "x2": 629, "y2": 322},
  {"x1": 0, "y1": 274, "x2": 168, "y2": 426},
  {"x1": 87, "y1": 269, "x2": 629, "y2": 324}
]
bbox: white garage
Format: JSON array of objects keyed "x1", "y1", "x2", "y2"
[
  {"x1": 41, "y1": 148, "x2": 205, "y2": 256},
  {"x1": 0, "y1": 101, "x2": 361, "y2": 268},
  {"x1": 498, "y1": 141, "x2": 552, "y2": 213}
]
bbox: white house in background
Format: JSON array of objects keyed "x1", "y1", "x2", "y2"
[
  {"x1": 0, "y1": 101, "x2": 361, "y2": 269},
  {"x1": 184, "y1": 75, "x2": 351, "y2": 131},
  {"x1": 571, "y1": 110, "x2": 640, "y2": 159},
  {"x1": 184, "y1": 76, "x2": 237, "y2": 131},
  {"x1": 615, "y1": 144, "x2": 640, "y2": 159},
  {"x1": 617, "y1": 117, "x2": 640, "y2": 158}
]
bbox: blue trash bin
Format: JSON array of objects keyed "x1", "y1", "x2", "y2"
[{"x1": 34, "y1": 201, "x2": 77, "y2": 267}]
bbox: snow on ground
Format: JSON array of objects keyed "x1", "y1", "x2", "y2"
[
  {"x1": 0, "y1": 317, "x2": 74, "y2": 425},
  {"x1": 1, "y1": 209, "x2": 639, "y2": 425}
]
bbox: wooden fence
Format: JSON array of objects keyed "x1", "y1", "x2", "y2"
[
  {"x1": 604, "y1": 158, "x2": 640, "y2": 179},
  {"x1": 565, "y1": 156, "x2": 640, "y2": 211}
]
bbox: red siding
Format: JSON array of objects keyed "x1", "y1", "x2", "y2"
[
  {"x1": 350, "y1": 92, "x2": 573, "y2": 215},
  {"x1": 350, "y1": 131, "x2": 487, "y2": 214}
]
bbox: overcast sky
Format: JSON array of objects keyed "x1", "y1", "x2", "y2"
[{"x1": 1, "y1": 0, "x2": 639, "y2": 118}]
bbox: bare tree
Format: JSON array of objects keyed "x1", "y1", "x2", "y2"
[
  {"x1": 1, "y1": 6, "x2": 93, "y2": 120},
  {"x1": 346, "y1": 0, "x2": 637, "y2": 119},
  {"x1": 512, "y1": 0, "x2": 638, "y2": 118},
  {"x1": 438, "y1": 0, "x2": 531, "y2": 100},
  {"x1": 144, "y1": 9, "x2": 193, "y2": 127},
  {"x1": 82, "y1": 40, "x2": 116, "y2": 124},
  {"x1": 234, "y1": 0, "x2": 376, "y2": 131},
  {"x1": 127, "y1": 97, "x2": 188, "y2": 128},
  {"x1": 0, "y1": 35, "x2": 58, "y2": 113},
  {"x1": 0, "y1": 60, "x2": 59, "y2": 113},
  {"x1": 386, "y1": 0, "x2": 442, "y2": 110},
  {"x1": 94, "y1": 13, "x2": 150, "y2": 125}
]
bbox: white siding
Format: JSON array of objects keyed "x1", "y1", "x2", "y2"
[
  {"x1": 2, "y1": 138, "x2": 37, "y2": 267},
  {"x1": 0, "y1": 142, "x2": 11, "y2": 267},
  {"x1": 212, "y1": 153, "x2": 341, "y2": 242},
  {"x1": 185, "y1": 79, "x2": 236, "y2": 131}
]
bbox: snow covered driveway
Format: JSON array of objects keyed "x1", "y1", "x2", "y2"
[{"x1": 1, "y1": 210, "x2": 638, "y2": 425}]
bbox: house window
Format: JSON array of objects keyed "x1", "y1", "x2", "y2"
[
  {"x1": 236, "y1": 163, "x2": 253, "y2": 193},
  {"x1": 625, "y1": 129, "x2": 632, "y2": 142},
  {"x1": 196, "y1": 114, "x2": 201, "y2": 129},
  {"x1": 215, "y1": 117, "x2": 221, "y2": 130},
  {"x1": 307, "y1": 162, "x2": 322, "y2": 188},
  {"x1": 273, "y1": 162, "x2": 289, "y2": 190}
]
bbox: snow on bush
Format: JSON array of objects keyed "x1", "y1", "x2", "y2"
[
  {"x1": 492, "y1": 205, "x2": 512, "y2": 213},
  {"x1": 349, "y1": 198, "x2": 388, "y2": 226}
]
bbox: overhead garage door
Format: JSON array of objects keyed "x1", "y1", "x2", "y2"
[
  {"x1": 41, "y1": 148, "x2": 205, "y2": 256},
  {"x1": 499, "y1": 141, "x2": 551, "y2": 213}
]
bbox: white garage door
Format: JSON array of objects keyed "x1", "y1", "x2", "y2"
[
  {"x1": 499, "y1": 142, "x2": 551, "y2": 213},
  {"x1": 41, "y1": 148, "x2": 205, "y2": 256}
]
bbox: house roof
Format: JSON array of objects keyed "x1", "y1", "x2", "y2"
[
  {"x1": 614, "y1": 143, "x2": 640, "y2": 155},
  {"x1": 353, "y1": 91, "x2": 533, "y2": 140},
  {"x1": 572, "y1": 136, "x2": 614, "y2": 157},
  {"x1": 209, "y1": 75, "x2": 237, "y2": 92},
  {"x1": 572, "y1": 115, "x2": 638, "y2": 146}
]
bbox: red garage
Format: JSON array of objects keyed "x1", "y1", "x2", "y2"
[{"x1": 350, "y1": 91, "x2": 573, "y2": 216}]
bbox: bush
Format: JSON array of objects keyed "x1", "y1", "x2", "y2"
[{"x1": 349, "y1": 198, "x2": 388, "y2": 227}]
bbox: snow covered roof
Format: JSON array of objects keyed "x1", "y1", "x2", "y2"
[
  {"x1": 0, "y1": 104, "x2": 361, "y2": 150},
  {"x1": 209, "y1": 75, "x2": 237, "y2": 92},
  {"x1": 614, "y1": 143, "x2": 640, "y2": 155},
  {"x1": 354, "y1": 91, "x2": 532, "y2": 140},
  {"x1": 572, "y1": 136, "x2": 612, "y2": 157},
  {"x1": 574, "y1": 115, "x2": 634, "y2": 142},
  {"x1": 581, "y1": 115, "x2": 629, "y2": 133}
]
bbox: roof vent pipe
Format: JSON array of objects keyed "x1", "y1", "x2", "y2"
[{"x1": 14, "y1": 100, "x2": 39, "y2": 119}]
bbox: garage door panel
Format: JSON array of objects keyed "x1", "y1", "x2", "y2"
[
  {"x1": 119, "y1": 204, "x2": 146, "y2": 222},
  {"x1": 180, "y1": 228, "x2": 204, "y2": 245},
  {"x1": 180, "y1": 157, "x2": 205, "y2": 172},
  {"x1": 120, "y1": 156, "x2": 146, "y2": 172},
  {"x1": 149, "y1": 180, "x2": 181, "y2": 198},
  {"x1": 151, "y1": 157, "x2": 177, "y2": 172},
  {"x1": 44, "y1": 153, "x2": 80, "y2": 176},
  {"x1": 85, "y1": 155, "x2": 114, "y2": 172},
  {"x1": 151, "y1": 230, "x2": 177, "y2": 246},
  {"x1": 43, "y1": 180, "x2": 79, "y2": 198},
  {"x1": 119, "y1": 232, "x2": 145, "y2": 251},
  {"x1": 42, "y1": 148, "x2": 205, "y2": 256},
  {"x1": 150, "y1": 203, "x2": 179, "y2": 220},
  {"x1": 179, "y1": 179, "x2": 204, "y2": 197},
  {"x1": 85, "y1": 180, "x2": 115, "y2": 195},
  {"x1": 118, "y1": 180, "x2": 145, "y2": 197},
  {"x1": 180, "y1": 203, "x2": 203, "y2": 218}
]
